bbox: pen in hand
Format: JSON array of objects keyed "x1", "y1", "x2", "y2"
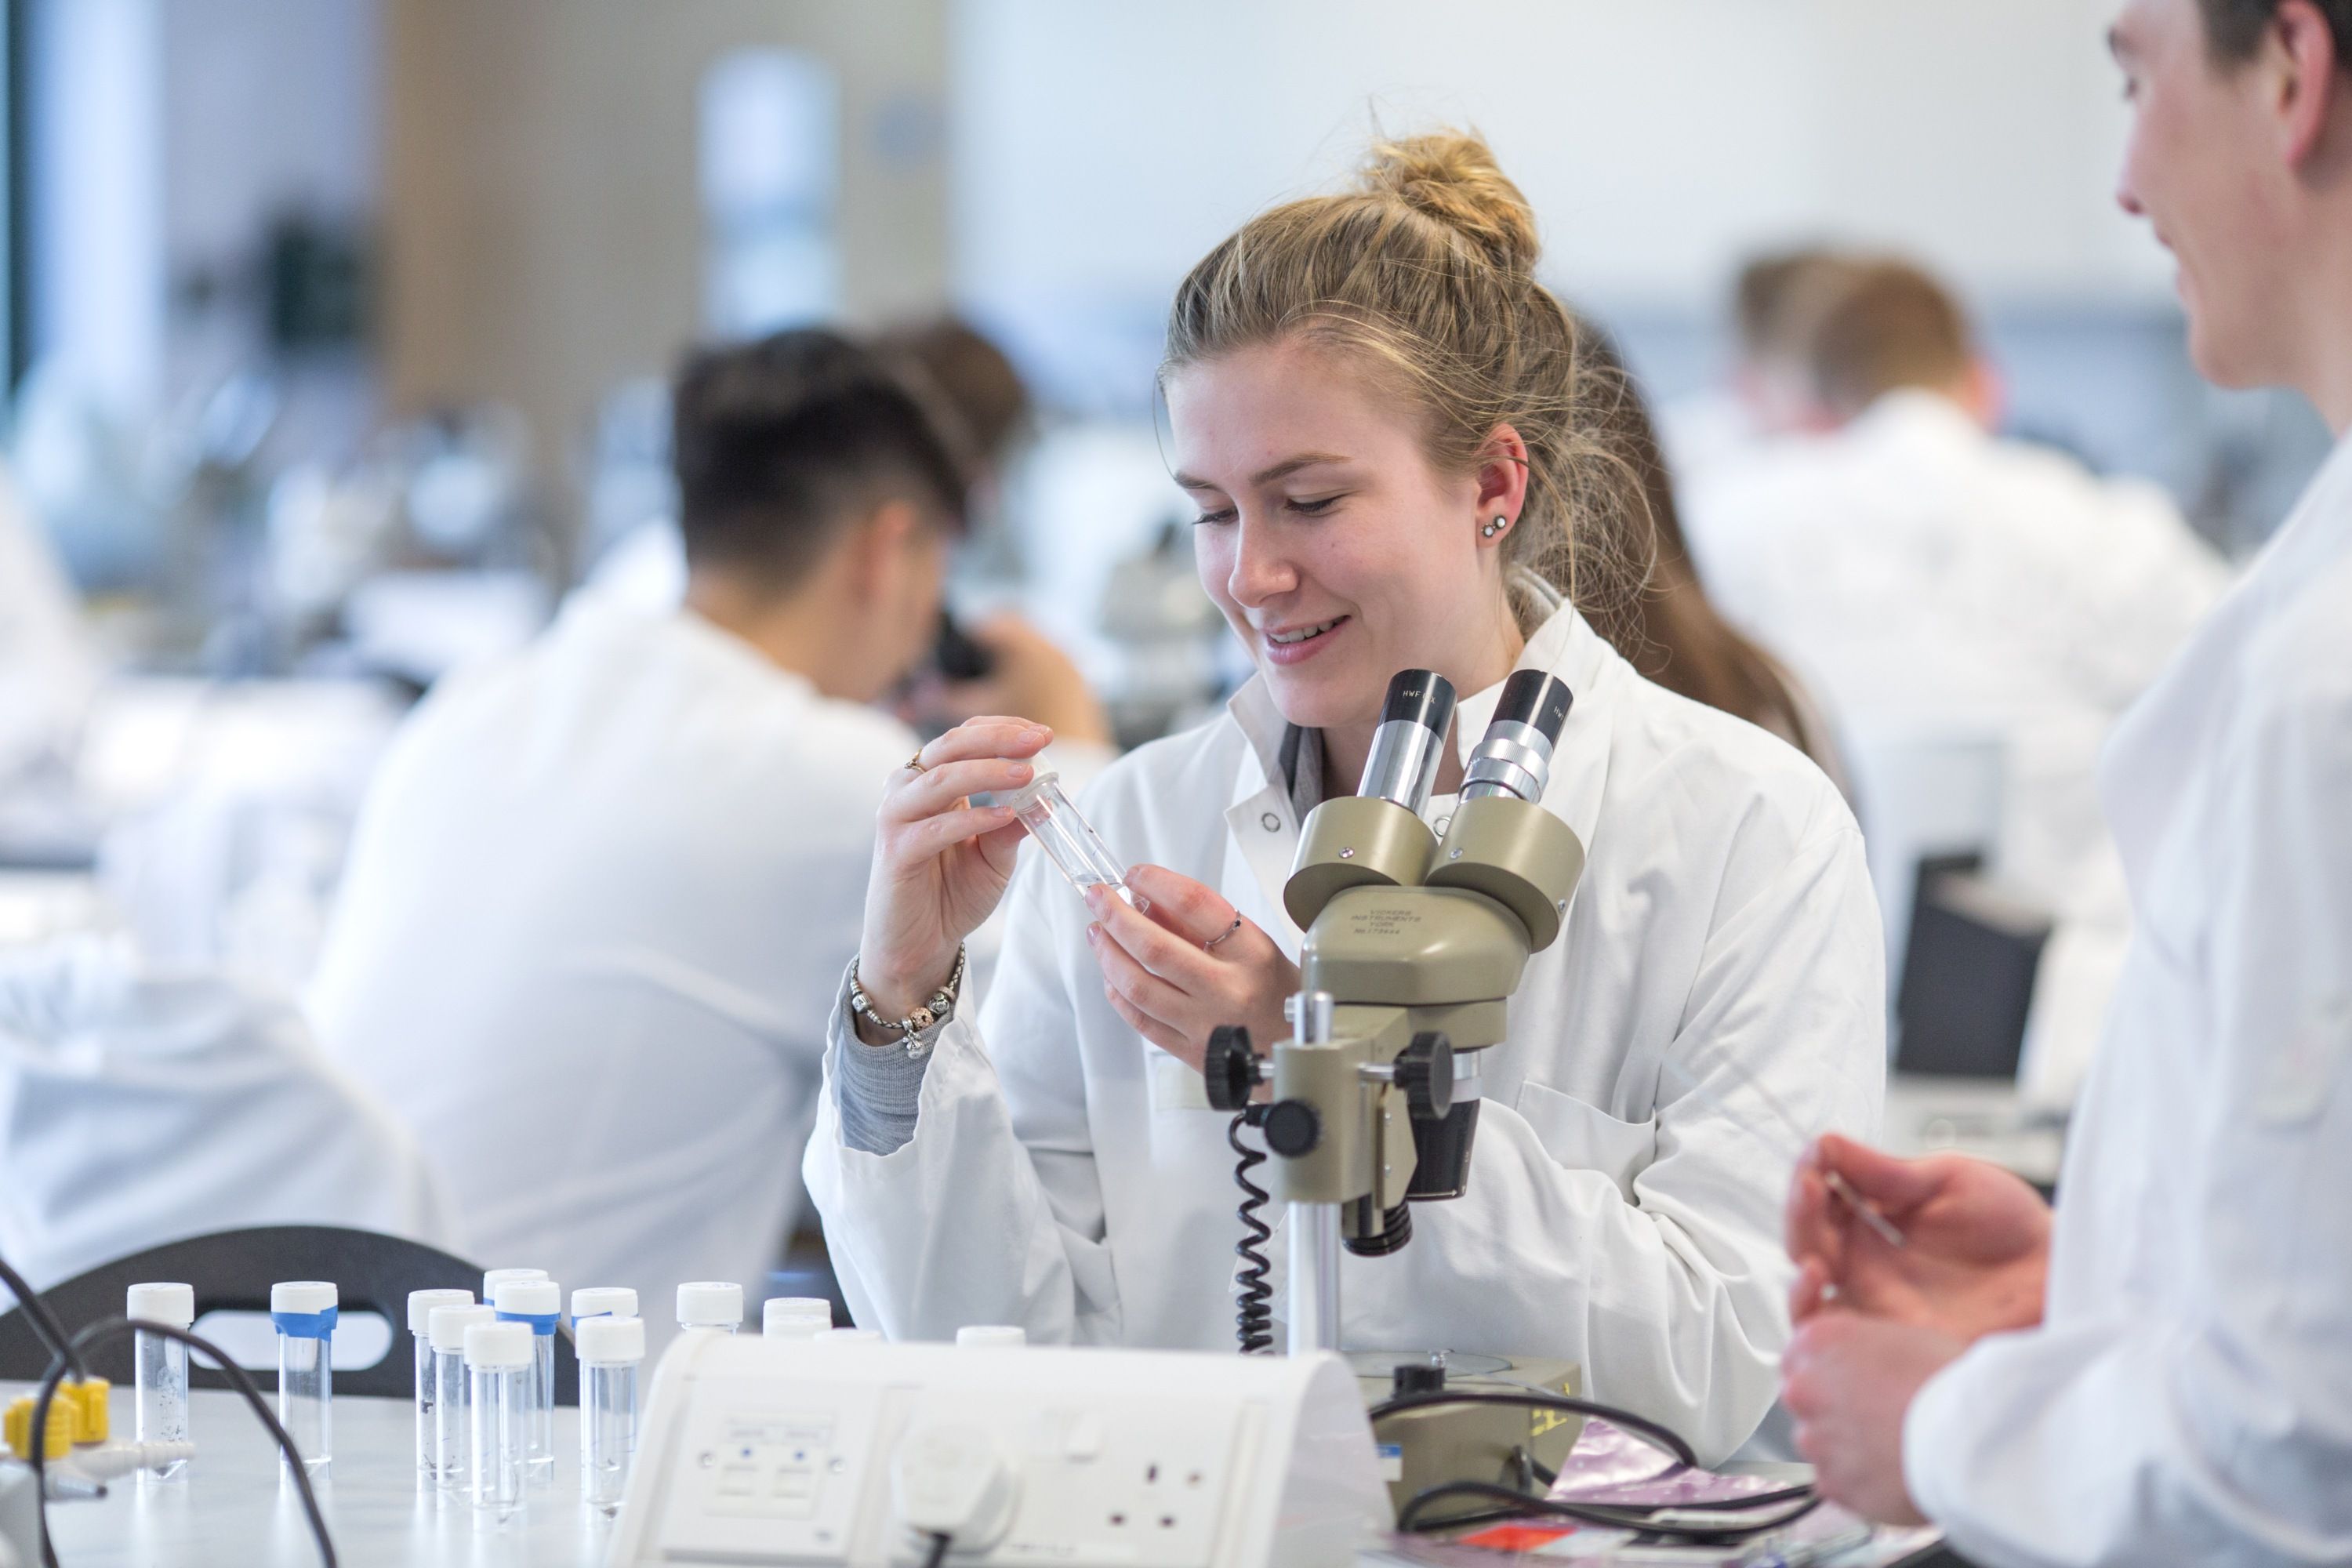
[{"x1": 1824, "y1": 1168, "x2": 1907, "y2": 1249}]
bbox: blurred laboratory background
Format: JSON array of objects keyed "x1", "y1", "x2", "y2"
[{"x1": 0, "y1": 0, "x2": 2320, "y2": 1315}]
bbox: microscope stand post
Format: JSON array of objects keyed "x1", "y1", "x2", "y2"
[{"x1": 1287, "y1": 1200, "x2": 1343, "y2": 1356}]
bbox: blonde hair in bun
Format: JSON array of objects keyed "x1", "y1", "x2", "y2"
[{"x1": 1162, "y1": 127, "x2": 1650, "y2": 623}]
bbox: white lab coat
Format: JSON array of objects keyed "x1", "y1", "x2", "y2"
[
  {"x1": 0, "y1": 469, "x2": 97, "y2": 780},
  {"x1": 1683, "y1": 392, "x2": 2231, "y2": 1095},
  {"x1": 310, "y1": 600, "x2": 916, "y2": 1346},
  {"x1": 1901, "y1": 433, "x2": 2352, "y2": 1565},
  {"x1": 806, "y1": 604, "x2": 1886, "y2": 1463},
  {"x1": 0, "y1": 935, "x2": 455, "y2": 1291}
]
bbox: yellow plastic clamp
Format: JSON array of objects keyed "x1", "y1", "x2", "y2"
[
  {"x1": 4, "y1": 1393, "x2": 74, "y2": 1461},
  {"x1": 62, "y1": 1377, "x2": 111, "y2": 1443}
]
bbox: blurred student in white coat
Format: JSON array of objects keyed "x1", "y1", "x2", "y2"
[
  {"x1": 0, "y1": 468, "x2": 97, "y2": 783},
  {"x1": 805, "y1": 131, "x2": 1885, "y2": 1465},
  {"x1": 1780, "y1": 0, "x2": 2352, "y2": 1555},
  {"x1": 1684, "y1": 257, "x2": 2230, "y2": 1098},
  {"x1": 311, "y1": 329, "x2": 1100, "y2": 1338}
]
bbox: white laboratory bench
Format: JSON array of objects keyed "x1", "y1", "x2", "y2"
[{"x1": 9, "y1": 1384, "x2": 1950, "y2": 1568}]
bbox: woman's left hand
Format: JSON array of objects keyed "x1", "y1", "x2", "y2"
[{"x1": 1083, "y1": 864, "x2": 1298, "y2": 1073}]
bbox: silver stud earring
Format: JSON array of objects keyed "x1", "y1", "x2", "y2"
[{"x1": 1481, "y1": 515, "x2": 1508, "y2": 539}]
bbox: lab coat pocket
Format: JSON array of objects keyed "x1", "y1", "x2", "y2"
[{"x1": 1512, "y1": 1080, "x2": 1658, "y2": 1201}]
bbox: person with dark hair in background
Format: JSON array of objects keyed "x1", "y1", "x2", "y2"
[
  {"x1": 876, "y1": 315, "x2": 1115, "y2": 752},
  {"x1": 309, "y1": 328, "x2": 1093, "y2": 1346},
  {"x1": 1573, "y1": 318, "x2": 1853, "y2": 798},
  {"x1": 1778, "y1": 0, "x2": 2352, "y2": 1553}
]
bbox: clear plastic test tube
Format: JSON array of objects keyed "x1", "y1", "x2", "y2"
[
  {"x1": 575, "y1": 1316, "x2": 644, "y2": 1515},
  {"x1": 675, "y1": 1281, "x2": 742, "y2": 1334},
  {"x1": 465, "y1": 1321, "x2": 532, "y2": 1523},
  {"x1": 430, "y1": 1304, "x2": 496, "y2": 1492},
  {"x1": 492, "y1": 1278, "x2": 561, "y2": 1480},
  {"x1": 270, "y1": 1280, "x2": 337, "y2": 1475},
  {"x1": 407, "y1": 1288, "x2": 473, "y2": 1479},
  {"x1": 997, "y1": 771, "x2": 1133, "y2": 904},
  {"x1": 126, "y1": 1283, "x2": 194, "y2": 1485}
]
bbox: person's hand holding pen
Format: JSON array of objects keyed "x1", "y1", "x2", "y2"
[
  {"x1": 1784, "y1": 1133, "x2": 2055, "y2": 1339},
  {"x1": 1777, "y1": 1135, "x2": 2056, "y2": 1524}
]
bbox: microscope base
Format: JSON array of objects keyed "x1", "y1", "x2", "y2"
[{"x1": 1350, "y1": 1352, "x2": 1584, "y2": 1523}]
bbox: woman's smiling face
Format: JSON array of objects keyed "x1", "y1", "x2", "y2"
[{"x1": 1165, "y1": 336, "x2": 1527, "y2": 737}]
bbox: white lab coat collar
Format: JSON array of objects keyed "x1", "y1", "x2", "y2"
[{"x1": 1218, "y1": 603, "x2": 1619, "y2": 924}]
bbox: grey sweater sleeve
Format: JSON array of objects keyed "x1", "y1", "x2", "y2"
[{"x1": 828, "y1": 977, "x2": 936, "y2": 1156}]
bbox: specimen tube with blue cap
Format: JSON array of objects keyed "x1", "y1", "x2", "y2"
[
  {"x1": 492, "y1": 1276, "x2": 561, "y2": 1479},
  {"x1": 270, "y1": 1279, "x2": 337, "y2": 1474}
]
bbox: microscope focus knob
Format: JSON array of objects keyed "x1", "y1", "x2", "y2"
[
  {"x1": 1395, "y1": 1032, "x2": 1456, "y2": 1122},
  {"x1": 1203, "y1": 1025, "x2": 1263, "y2": 1112},
  {"x1": 1261, "y1": 1099, "x2": 1323, "y2": 1158}
]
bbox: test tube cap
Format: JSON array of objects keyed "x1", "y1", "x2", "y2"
[
  {"x1": 955, "y1": 1325, "x2": 1027, "y2": 1349},
  {"x1": 126, "y1": 1282, "x2": 195, "y2": 1330},
  {"x1": 405, "y1": 1287, "x2": 473, "y2": 1333},
  {"x1": 994, "y1": 770, "x2": 1062, "y2": 814},
  {"x1": 463, "y1": 1320, "x2": 533, "y2": 1370},
  {"x1": 571, "y1": 1287, "x2": 637, "y2": 1322},
  {"x1": 270, "y1": 1280, "x2": 337, "y2": 1315},
  {"x1": 675, "y1": 1281, "x2": 742, "y2": 1326},
  {"x1": 574, "y1": 1316, "x2": 645, "y2": 1364},
  {"x1": 428, "y1": 1303, "x2": 497, "y2": 1354},
  {"x1": 762, "y1": 1298, "x2": 837, "y2": 1335},
  {"x1": 492, "y1": 1278, "x2": 561, "y2": 1317},
  {"x1": 481, "y1": 1267, "x2": 547, "y2": 1300}
]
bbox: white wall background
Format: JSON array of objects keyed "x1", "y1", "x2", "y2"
[{"x1": 949, "y1": 0, "x2": 2169, "y2": 339}]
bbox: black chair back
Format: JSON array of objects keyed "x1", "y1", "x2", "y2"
[{"x1": 0, "y1": 1225, "x2": 579, "y2": 1405}]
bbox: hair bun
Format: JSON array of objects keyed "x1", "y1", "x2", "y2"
[{"x1": 1358, "y1": 130, "x2": 1540, "y2": 275}]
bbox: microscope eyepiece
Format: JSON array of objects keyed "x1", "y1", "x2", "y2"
[
  {"x1": 1461, "y1": 670, "x2": 1574, "y2": 804},
  {"x1": 1358, "y1": 670, "x2": 1458, "y2": 817}
]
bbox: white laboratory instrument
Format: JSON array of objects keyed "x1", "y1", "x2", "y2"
[{"x1": 606, "y1": 1335, "x2": 1390, "y2": 1567}]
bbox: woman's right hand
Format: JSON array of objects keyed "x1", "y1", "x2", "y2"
[{"x1": 855, "y1": 717, "x2": 1052, "y2": 1022}]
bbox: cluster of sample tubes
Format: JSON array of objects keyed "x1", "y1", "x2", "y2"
[{"x1": 121, "y1": 1268, "x2": 964, "y2": 1520}]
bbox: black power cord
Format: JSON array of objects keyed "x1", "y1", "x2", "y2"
[
  {"x1": 0, "y1": 1254, "x2": 86, "y2": 1381},
  {"x1": 1229, "y1": 1110, "x2": 1274, "y2": 1354},
  {"x1": 1367, "y1": 1388, "x2": 1819, "y2": 1544},
  {"x1": 1397, "y1": 1479, "x2": 1823, "y2": 1540},
  {"x1": 920, "y1": 1529, "x2": 953, "y2": 1568},
  {"x1": 27, "y1": 1316, "x2": 338, "y2": 1568}
]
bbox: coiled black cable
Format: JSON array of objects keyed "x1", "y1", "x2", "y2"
[{"x1": 1230, "y1": 1109, "x2": 1274, "y2": 1353}]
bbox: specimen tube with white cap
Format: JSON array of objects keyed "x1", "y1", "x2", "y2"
[
  {"x1": 576, "y1": 1315, "x2": 644, "y2": 1515},
  {"x1": 492, "y1": 1277, "x2": 561, "y2": 1479},
  {"x1": 675, "y1": 1281, "x2": 742, "y2": 1334},
  {"x1": 270, "y1": 1280, "x2": 337, "y2": 1475},
  {"x1": 430, "y1": 1304, "x2": 496, "y2": 1491},
  {"x1": 126, "y1": 1282, "x2": 194, "y2": 1483},
  {"x1": 406, "y1": 1288, "x2": 473, "y2": 1479},
  {"x1": 466, "y1": 1321, "x2": 532, "y2": 1520}
]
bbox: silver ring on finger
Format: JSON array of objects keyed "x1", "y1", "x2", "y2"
[{"x1": 1202, "y1": 914, "x2": 1244, "y2": 952}]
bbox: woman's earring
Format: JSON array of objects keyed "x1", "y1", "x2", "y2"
[{"x1": 1481, "y1": 515, "x2": 1509, "y2": 539}]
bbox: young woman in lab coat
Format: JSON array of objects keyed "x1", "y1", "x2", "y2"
[
  {"x1": 1777, "y1": 0, "x2": 2352, "y2": 1554},
  {"x1": 806, "y1": 132, "x2": 1885, "y2": 1463}
]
